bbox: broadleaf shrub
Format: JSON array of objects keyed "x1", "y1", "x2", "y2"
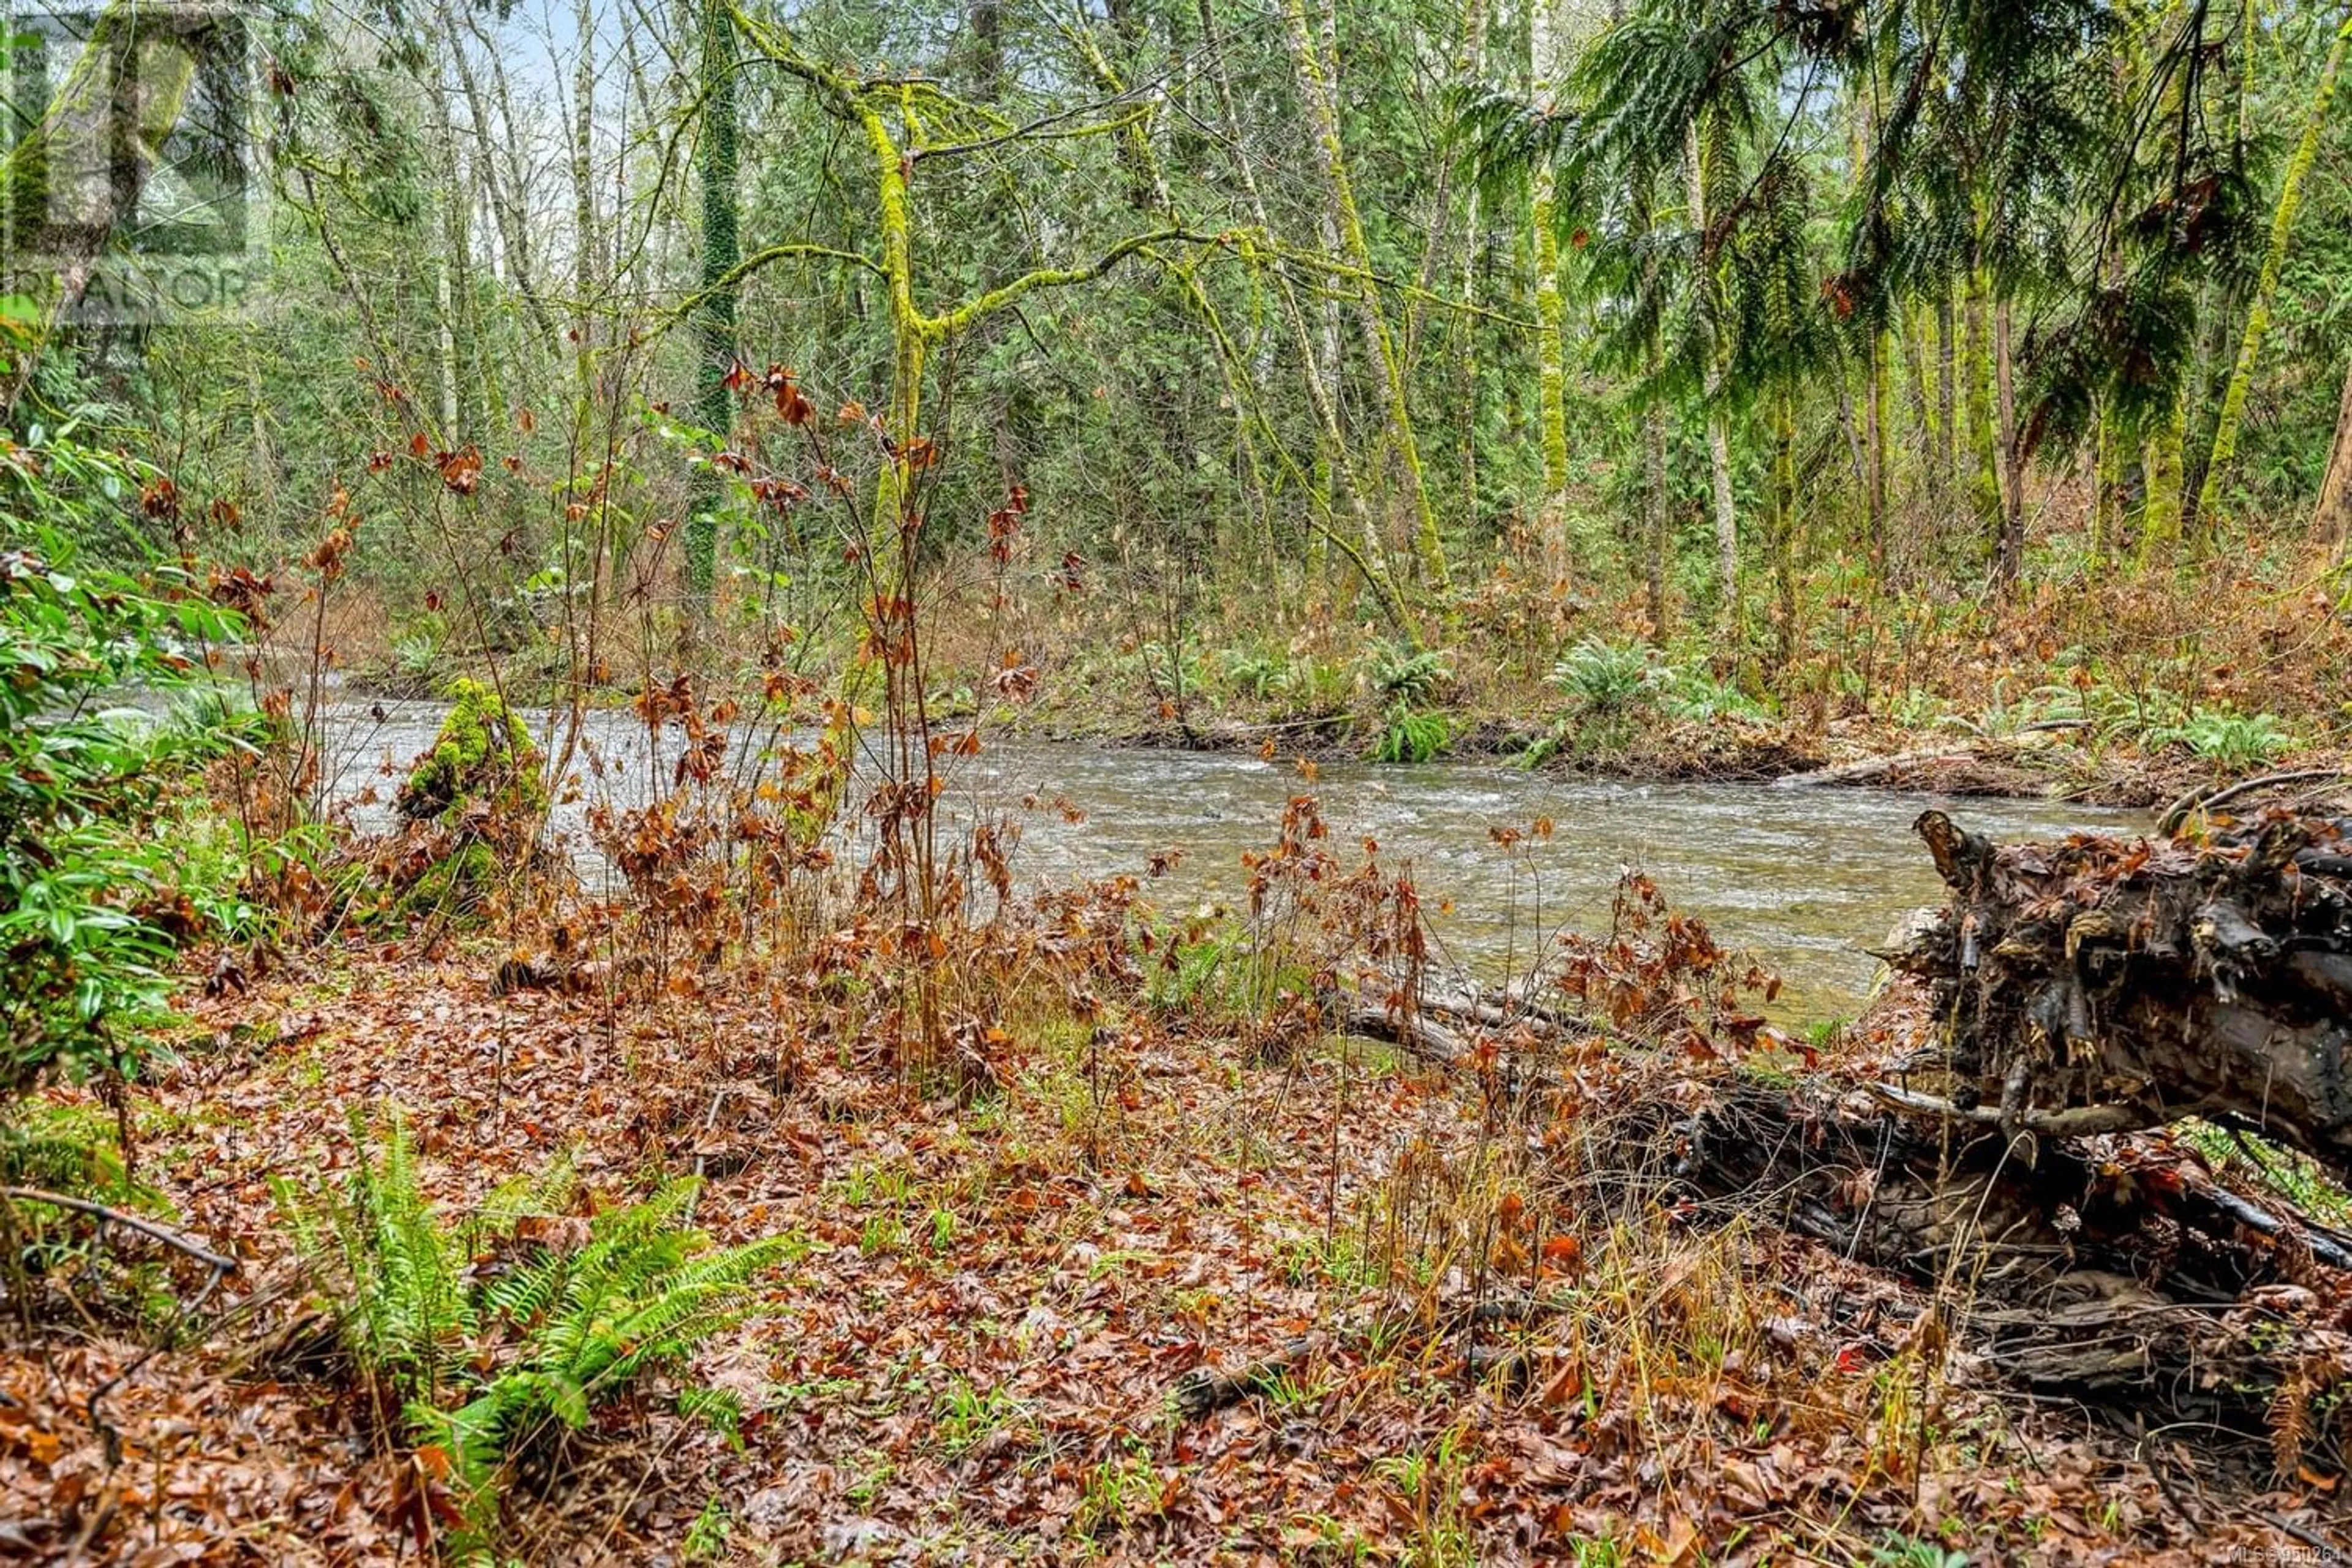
[{"x1": 1, "y1": 432, "x2": 247, "y2": 1093}]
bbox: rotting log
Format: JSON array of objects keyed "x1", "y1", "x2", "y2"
[
  {"x1": 1367, "y1": 804, "x2": 2352, "y2": 1468},
  {"x1": 1886, "y1": 809, "x2": 2352, "y2": 1177},
  {"x1": 1649, "y1": 1077, "x2": 2352, "y2": 1299},
  {"x1": 1604, "y1": 1072, "x2": 2352, "y2": 1442}
]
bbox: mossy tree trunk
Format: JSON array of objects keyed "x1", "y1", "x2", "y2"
[
  {"x1": 1529, "y1": 0, "x2": 1575, "y2": 583},
  {"x1": 1991, "y1": 298, "x2": 2026, "y2": 590},
  {"x1": 1642, "y1": 379, "x2": 1668, "y2": 638},
  {"x1": 1770, "y1": 386, "x2": 1798, "y2": 672},
  {"x1": 1280, "y1": 0, "x2": 1450, "y2": 601},
  {"x1": 1962, "y1": 271, "x2": 2001, "y2": 533},
  {"x1": 2092, "y1": 402, "x2": 2122, "y2": 563},
  {"x1": 2143, "y1": 396, "x2": 2187, "y2": 559},
  {"x1": 729, "y1": 8, "x2": 1200, "y2": 813},
  {"x1": 1079, "y1": 9, "x2": 1417, "y2": 641},
  {"x1": 1530, "y1": 190, "x2": 1572, "y2": 575},
  {"x1": 1935, "y1": 292, "x2": 1957, "y2": 502},
  {"x1": 2193, "y1": 9, "x2": 2352, "y2": 540},
  {"x1": 685, "y1": 0, "x2": 741, "y2": 611},
  {"x1": 1194, "y1": 0, "x2": 1400, "y2": 620}
]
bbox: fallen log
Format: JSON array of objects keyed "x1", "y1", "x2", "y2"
[
  {"x1": 1342, "y1": 1001, "x2": 1472, "y2": 1065},
  {"x1": 1887, "y1": 809, "x2": 2352, "y2": 1178},
  {"x1": 1340, "y1": 972, "x2": 1595, "y2": 1068},
  {"x1": 2156, "y1": 769, "x2": 2349, "y2": 836},
  {"x1": 1595, "y1": 1071, "x2": 2352, "y2": 1451},
  {"x1": 1170, "y1": 1335, "x2": 1321, "y2": 1419},
  {"x1": 1773, "y1": 747, "x2": 1990, "y2": 790}
]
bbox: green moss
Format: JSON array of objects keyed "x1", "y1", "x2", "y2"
[
  {"x1": 398, "y1": 678, "x2": 546, "y2": 830},
  {"x1": 402, "y1": 838, "x2": 500, "y2": 915},
  {"x1": 390, "y1": 680, "x2": 545, "y2": 914}
]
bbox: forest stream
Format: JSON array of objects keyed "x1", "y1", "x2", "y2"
[{"x1": 301, "y1": 697, "x2": 2144, "y2": 1021}]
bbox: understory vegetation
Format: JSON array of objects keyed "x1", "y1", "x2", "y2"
[{"x1": 7, "y1": 0, "x2": 2352, "y2": 1561}]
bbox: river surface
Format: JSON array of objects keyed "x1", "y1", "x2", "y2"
[{"x1": 272, "y1": 697, "x2": 2145, "y2": 1022}]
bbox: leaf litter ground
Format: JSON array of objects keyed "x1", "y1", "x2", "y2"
[{"x1": 0, "y1": 935, "x2": 2324, "y2": 1564}]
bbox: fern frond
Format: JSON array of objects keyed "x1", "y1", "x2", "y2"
[
  {"x1": 564, "y1": 1233, "x2": 796, "y2": 1393},
  {"x1": 283, "y1": 1126, "x2": 798, "y2": 1559}
]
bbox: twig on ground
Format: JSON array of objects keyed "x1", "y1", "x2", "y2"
[{"x1": 0, "y1": 1186, "x2": 236, "y2": 1273}]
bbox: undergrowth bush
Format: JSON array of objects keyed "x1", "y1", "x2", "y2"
[
  {"x1": 1276, "y1": 655, "x2": 1350, "y2": 713},
  {"x1": 1, "y1": 432, "x2": 251, "y2": 1094},
  {"x1": 1659, "y1": 666, "x2": 1773, "y2": 724},
  {"x1": 1550, "y1": 636, "x2": 1664, "y2": 717},
  {"x1": 1219, "y1": 647, "x2": 1286, "y2": 699},
  {"x1": 1144, "y1": 918, "x2": 1314, "y2": 1023},
  {"x1": 1138, "y1": 639, "x2": 1210, "y2": 707},
  {"x1": 0, "y1": 1101, "x2": 166, "y2": 1291},
  {"x1": 2151, "y1": 706, "x2": 2294, "y2": 772}
]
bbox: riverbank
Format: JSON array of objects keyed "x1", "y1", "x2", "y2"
[
  {"x1": 1063, "y1": 706, "x2": 2263, "y2": 809},
  {"x1": 315, "y1": 629, "x2": 2346, "y2": 816},
  {"x1": 1, "y1": 664, "x2": 2338, "y2": 1561},
  {"x1": 1, "y1": 925, "x2": 2313, "y2": 1564},
  {"x1": 206, "y1": 692, "x2": 2149, "y2": 1023}
]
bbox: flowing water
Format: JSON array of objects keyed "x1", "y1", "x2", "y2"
[{"x1": 276, "y1": 696, "x2": 2146, "y2": 1022}]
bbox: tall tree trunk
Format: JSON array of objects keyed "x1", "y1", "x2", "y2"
[
  {"x1": 2312, "y1": 352, "x2": 2352, "y2": 548},
  {"x1": 1528, "y1": 0, "x2": 1578, "y2": 582},
  {"x1": 1686, "y1": 120, "x2": 1736, "y2": 622},
  {"x1": 570, "y1": 0, "x2": 597, "y2": 330},
  {"x1": 1459, "y1": 151, "x2": 1484, "y2": 537},
  {"x1": 685, "y1": 0, "x2": 739, "y2": 610},
  {"x1": 566, "y1": 0, "x2": 602, "y2": 452},
  {"x1": 1444, "y1": 0, "x2": 1489, "y2": 542},
  {"x1": 2143, "y1": 396, "x2": 2187, "y2": 559},
  {"x1": 1992, "y1": 298, "x2": 2026, "y2": 589},
  {"x1": 1962, "y1": 273, "x2": 2001, "y2": 531},
  {"x1": 1643, "y1": 373, "x2": 1668, "y2": 638},
  {"x1": 1864, "y1": 330, "x2": 1888, "y2": 563},
  {"x1": 2092, "y1": 402, "x2": 2122, "y2": 563},
  {"x1": 1706, "y1": 401, "x2": 1736, "y2": 622},
  {"x1": 445, "y1": 0, "x2": 554, "y2": 342},
  {"x1": 968, "y1": 0, "x2": 1005, "y2": 98},
  {"x1": 1900, "y1": 305, "x2": 1932, "y2": 475},
  {"x1": 2194, "y1": 10, "x2": 2352, "y2": 538},
  {"x1": 2137, "y1": 4, "x2": 2211, "y2": 554},
  {"x1": 434, "y1": 137, "x2": 471, "y2": 443},
  {"x1": 1770, "y1": 386, "x2": 1798, "y2": 673},
  {"x1": 1280, "y1": 0, "x2": 1450, "y2": 597},
  {"x1": 1195, "y1": 0, "x2": 1396, "y2": 606},
  {"x1": 1182, "y1": 0, "x2": 1415, "y2": 636},
  {"x1": 1402, "y1": 0, "x2": 1486, "y2": 374},
  {"x1": 1936, "y1": 291, "x2": 1957, "y2": 503}
]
